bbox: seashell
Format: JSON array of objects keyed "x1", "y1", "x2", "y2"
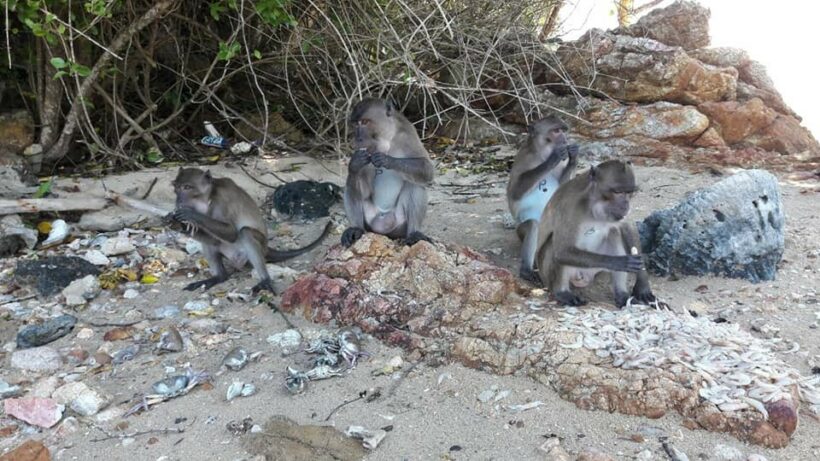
[
  {"x1": 153, "y1": 375, "x2": 189, "y2": 395},
  {"x1": 226, "y1": 381, "x2": 244, "y2": 401},
  {"x1": 223, "y1": 346, "x2": 249, "y2": 371}
]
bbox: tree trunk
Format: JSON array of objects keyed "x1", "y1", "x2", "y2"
[{"x1": 43, "y1": 0, "x2": 177, "y2": 163}]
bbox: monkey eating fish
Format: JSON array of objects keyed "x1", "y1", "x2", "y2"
[{"x1": 168, "y1": 167, "x2": 331, "y2": 294}]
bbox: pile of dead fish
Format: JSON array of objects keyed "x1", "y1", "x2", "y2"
[
  {"x1": 556, "y1": 303, "x2": 820, "y2": 418},
  {"x1": 285, "y1": 327, "x2": 369, "y2": 394}
]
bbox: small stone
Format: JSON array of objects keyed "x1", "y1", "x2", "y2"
[
  {"x1": 122, "y1": 288, "x2": 139, "y2": 299},
  {"x1": 92, "y1": 351, "x2": 113, "y2": 366},
  {"x1": 746, "y1": 455, "x2": 768, "y2": 461},
  {"x1": 386, "y1": 356, "x2": 404, "y2": 369},
  {"x1": 101, "y1": 237, "x2": 135, "y2": 256},
  {"x1": 52, "y1": 381, "x2": 111, "y2": 416},
  {"x1": 121, "y1": 437, "x2": 136, "y2": 447},
  {"x1": 153, "y1": 305, "x2": 181, "y2": 319},
  {"x1": 494, "y1": 389, "x2": 511, "y2": 402},
  {"x1": 94, "y1": 406, "x2": 125, "y2": 423},
  {"x1": 0, "y1": 379, "x2": 22, "y2": 399},
  {"x1": 266, "y1": 329, "x2": 302, "y2": 351},
  {"x1": 713, "y1": 444, "x2": 744, "y2": 461},
  {"x1": 83, "y1": 250, "x2": 110, "y2": 266},
  {"x1": 62, "y1": 275, "x2": 101, "y2": 306},
  {"x1": 637, "y1": 450, "x2": 654, "y2": 461},
  {"x1": 55, "y1": 416, "x2": 80, "y2": 438},
  {"x1": 183, "y1": 300, "x2": 210, "y2": 312},
  {"x1": 251, "y1": 424, "x2": 263, "y2": 433},
  {"x1": 187, "y1": 318, "x2": 227, "y2": 334},
  {"x1": 11, "y1": 346, "x2": 63, "y2": 372},
  {"x1": 30, "y1": 376, "x2": 60, "y2": 398},
  {"x1": 0, "y1": 440, "x2": 50, "y2": 461},
  {"x1": 17, "y1": 314, "x2": 77, "y2": 349},
  {"x1": 76, "y1": 328, "x2": 94, "y2": 340},
  {"x1": 576, "y1": 447, "x2": 616, "y2": 461},
  {"x1": 4, "y1": 397, "x2": 64, "y2": 428},
  {"x1": 477, "y1": 389, "x2": 496, "y2": 403}
]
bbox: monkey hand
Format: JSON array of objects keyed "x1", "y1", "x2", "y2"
[
  {"x1": 618, "y1": 255, "x2": 645, "y2": 273},
  {"x1": 349, "y1": 149, "x2": 371, "y2": 172},
  {"x1": 171, "y1": 207, "x2": 201, "y2": 225},
  {"x1": 370, "y1": 152, "x2": 394, "y2": 169},
  {"x1": 565, "y1": 144, "x2": 580, "y2": 160}
]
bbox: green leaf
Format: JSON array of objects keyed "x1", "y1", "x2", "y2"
[
  {"x1": 217, "y1": 41, "x2": 240, "y2": 61},
  {"x1": 50, "y1": 57, "x2": 67, "y2": 69},
  {"x1": 71, "y1": 63, "x2": 92, "y2": 77},
  {"x1": 253, "y1": 49, "x2": 262, "y2": 60},
  {"x1": 33, "y1": 178, "x2": 53, "y2": 198},
  {"x1": 52, "y1": 70, "x2": 68, "y2": 79},
  {"x1": 145, "y1": 147, "x2": 164, "y2": 164}
]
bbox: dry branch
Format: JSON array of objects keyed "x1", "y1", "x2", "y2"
[{"x1": 106, "y1": 192, "x2": 172, "y2": 217}]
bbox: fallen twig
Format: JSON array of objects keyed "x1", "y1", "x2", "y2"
[
  {"x1": 0, "y1": 294, "x2": 37, "y2": 306},
  {"x1": 140, "y1": 177, "x2": 160, "y2": 200},
  {"x1": 324, "y1": 393, "x2": 366, "y2": 421},
  {"x1": 239, "y1": 164, "x2": 288, "y2": 188},
  {"x1": 106, "y1": 191, "x2": 172, "y2": 217},
  {"x1": 91, "y1": 424, "x2": 186, "y2": 442},
  {"x1": 0, "y1": 197, "x2": 108, "y2": 215}
]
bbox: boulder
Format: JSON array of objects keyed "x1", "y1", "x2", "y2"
[
  {"x1": 15, "y1": 256, "x2": 101, "y2": 297},
  {"x1": 575, "y1": 101, "x2": 709, "y2": 142},
  {"x1": 549, "y1": 29, "x2": 736, "y2": 105},
  {"x1": 0, "y1": 214, "x2": 37, "y2": 256},
  {"x1": 697, "y1": 98, "x2": 777, "y2": 144},
  {"x1": 621, "y1": 1, "x2": 710, "y2": 50},
  {"x1": 638, "y1": 170, "x2": 784, "y2": 282},
  {"x1": 0, "y1": 110, "x2": 34, "y2": 157}
]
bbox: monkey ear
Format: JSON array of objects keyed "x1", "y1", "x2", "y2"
[
  {"x1": 203, "y1": 170, "x2": 213, "y2": 182},
  {"x1": 588, "y1": 165, "x2": 597, "y2": 181},
  {"x1": 384, "y1": 99, "x2": 395, "y2": 117},
  {"x1": 526, "y1": 123, "x2": 535, "y2": 136}
]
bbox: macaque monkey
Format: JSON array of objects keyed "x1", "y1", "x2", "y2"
[
  {"x1": 536, "y1": 159, "x2": 656, "y2": 308},
  {"x1": 506, "y1": 116, "x2": 578, "y2": 283},
  {"x1": 169, "y1": 167, "x2": 331, "y2": 293},
  {"x1": 342, "y1": 97, "x2": 435, "y2": 247}
]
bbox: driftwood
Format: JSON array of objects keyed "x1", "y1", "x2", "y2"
[
  {"x1": 105, "y1": 192, "x2": 171, "y2": 217},
  {"x1": 0, "y1": 198, "x2": 109, "y2": 215}
]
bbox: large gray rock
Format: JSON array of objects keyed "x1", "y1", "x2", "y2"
[
  {"x1": 622, "y1": 1, "x2": 711, "y2": 50},
  {"x1": 638, "y1": 170, "x2": 784, "y2": 282}
]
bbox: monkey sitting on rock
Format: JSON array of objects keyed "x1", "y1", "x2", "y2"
[
  {"x1": 341, "y1": 98, "x2": 435, "y2": 247},
  {"x1": 168, "y1": 167, "x2": 331, "y2": 294},
  {"x1": 536, "y1": 159, "x2": 657, "y2": 308},
  {"x1": 507, "y1": 116, "x2": 579, "y2": 283}
]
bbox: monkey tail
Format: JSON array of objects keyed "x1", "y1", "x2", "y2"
[{"x1": 266, "y1": 220, "x2": 333, "y2": 263}]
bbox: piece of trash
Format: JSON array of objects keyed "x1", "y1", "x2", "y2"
[
  {"x1": 41, "y1": 219, "x2": 70, "y2": 247},
  {"x1": 285, "y1": 365, "x2": 344, "y2": 395},
  {"x1": 268, "y1": 180, "x2": 343, "y2": 219},
  {"x1": 226, "y1": 382, "x2": 244, "y2": 401},
  {"x1": 112, "y1": 344, "x2": 140, "y2": 365},
  {"x1": 345, "y1": 425, "x2": 387, "y2": 450},
  {"x1": 230, "y1": 141, "x2": 254, "y2": 155},
  {"x1": 152, "y1": 375, "x2": 190, "y2": 396},
  {"x1": 226, "y1": 417, "x2": 253, "y2": 436},
  {"x1": 504, "y1": 401, "x2": 544, "y2": 413}
]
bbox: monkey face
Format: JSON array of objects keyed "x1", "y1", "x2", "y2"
[
  {"x1": 350, "y1": 98, "x2": 397, "y2": 152},
  {"x1": 172, "y1": 168, "x2": 213, "y2": 208},
  {"x1": 529, "y1": 116, "x2": 568, "y2": 149},
  {"x1": 589, "y1": 160, "x2": 637, "y2": 221}
]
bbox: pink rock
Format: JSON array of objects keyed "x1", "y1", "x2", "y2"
[{"x1": 4, "y1": 397, "x2": 64, "y2": 428}]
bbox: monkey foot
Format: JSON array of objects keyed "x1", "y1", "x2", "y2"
[
  {"x1": 402, "y1": 231, "x2": 432, "y2": 246},
  {"x1": 252, "y1": 279, "x2": 277, "y2": 295},
  {"x1": 630, "y1": 289, "x2": 657, "y2": 306},
  {"x1": 615, "y1": 291, "x2": 631, "y2": 309},
  {"x1": 341, "y1": 227, "x2": 365, "y2": 247},
  {"x1": 519, "y1": 267, "x2": 541, "y2": 285},
  {"x1": 554, "y1": 290, "x2": 586, "y2": 307},
  {"x1": 184, "y1": 276, "x2": 227, "y2": 291}
]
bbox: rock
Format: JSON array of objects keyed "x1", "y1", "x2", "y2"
[
  {"x1": 76, "y1": 327, "x2": 94, "y2": 340},
  {"x1": 266, "y1": 329, "x2": 302, "y2": 352},
  {"x1": 538, "y1": 436, "x2": 571, "y2": 461},
  {"x1": 153, "y1": 304, "x2": 181, "y2": 319},
  {"x1": 712, "y1": 444, "x2": 744, "y2": 461},
  {"x1": 698, "y1": 98, "x2": 777, "y2": 145},
  {"x1": 82, "y1": 249, "x2": 110, "y2": 266},
  {"x1": 690, "y1": 47, "x2": 750, "y2": 68},
  {"x1": 16, "y1": 314, "x2": 77, "y2": 349},
  {"x1": 692, "y1": 126, "x2": 726, "y2": 148},
  {"x1": 55, "y1": 416, "x2": 80, "y2": 438},
  {"x1": 266, "y1": 264, "x2": 302, "y2": 284},
  {"x1": 746, "y1": 455, "x2": 768, "y2": 461},
  {"x1": 621, "y1": 1, "x2": 710, "y2": 50},
  {"x1": 765, "y1": 399, "x2": 797, "y2": 436},
  {"x1": 122, "y1": 288, "x2": 139, "y2": 299},
  {"x1": 3, "y1": 397, "x2": 64, "y2": 428},
  {"x1": 436, "y1": 116, "x2": 520, "y2": 143},
  {"x1": 30, "y1": 376, "x2": 60, "y2": 398},
  {"x1": 11, "y1": 346, "x2": 63, "y2": 372},
  {"x1": 0, "y1": 439, "x2": 50, "y2": 461},
  {"x1": 62, "y1": 275, "x2": 101, "y2": 306},
  {"x1": 94, "y1": 405, "x2": 125, "y2": 423},
  {"x1": 187, "y1": 318, "x2": 227, "y2": 334},
  {"x1": 639, "y1": 170, "x2": 784, "y2": 282},
  {"x1": 15, "y1": 256, "x2": 100, "y2": 297},
  {"x1": 0, "y1": 379, "x2": 23, "y2": 399},
  {"x1": 746, "y1": 115, "x2": 820, "y2": 155},
  {"x1": 548, "y1": 29, "x2": 736, "y2": 105},
  {"x1": 0, "y1": 164, "x2": 37, "y2": 199},
  {"x1": 0, "y1": 215, "x2": 37, "y2": 255},
  {"x1": 101, "y1": 237, "x2": 136, "y2": 256},
  {"x1": 246, "y1": 415, "x2": 366, "y2": 460},
  {"x1": 576, "y1": 101, "x2": 709, "y2": 142},
  {"x1": 576, "y1": 447, "x2": 616, "y2": 461},
  {"x1": 0, "y1": 110, "x2": 34, "y2": 157},
  {"x1": 185, "y1": 239, "x2": 202, "y2": 255},
  {"x1": 152, "y1": 247, "x2": 188, "y2": 267},
  {"x1": 52, "y1": 381, "x2": 111, "y2": 416}
]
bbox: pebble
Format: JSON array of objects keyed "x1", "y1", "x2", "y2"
[
  {"x1": 11, "y1": 346, "x2": 63, "y2": 372},
  {"x1": 30, "y1": 376, "x2": 60, "y2": 398},
  {"x1": 3, "y1": 397, "x2": 64, "y2": 428},
  {"x1": 183, "y1": 300, "x2": 210, "y2": 313},
  {"x1": 101, "y1": 237, "x2": 135, "y2": 256},
  {"x1": 153, "y1": 305, "x2": 181, "y2": 319},
  {"x1": 16, "y1": 314, "x2": 77, "y2": 349},
  {"x1": 121, "y1": 437, "x2": 136, "y2": 447},
  {"x1": 83, "y1": 250, "x2": 110, "y2": 266},
  {"x1": 477, "y1": 389, "x2": 495, "y2": 403},
  {"x1": 123, "y1": 288, "x2": 139, "y2": 299},
  {"x1": 76, "y1": 328, "x2": 94, "y2": 340},
  {"x1": 62, "y1": 275, "x2": 101, "y2": 306},
  {"x1": 0, "y1": 379, "x2": 22, "y2": 399},
  {"x1": 52, "y1": 381, "x2": 111, "y2": 416},
  {"x1": 713, "y1": 444, "x2": 744, "y2": 461}
]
